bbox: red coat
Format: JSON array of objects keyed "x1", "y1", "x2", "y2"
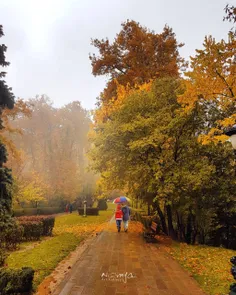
[{"x1": 115, "y1": 209, "x2": 123, "y2": 220}]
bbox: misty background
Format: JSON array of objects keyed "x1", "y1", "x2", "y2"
[{"x1": 0, "y1": 0, "x2": 233, "y2": 110}]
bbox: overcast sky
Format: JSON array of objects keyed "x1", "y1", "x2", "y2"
[{"x1": 0, "y1": 0, "x2": 234, "y2": 110}]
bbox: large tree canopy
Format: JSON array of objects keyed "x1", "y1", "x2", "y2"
[
  {"x1": 89, "y1": 18, "x2": 236, "y2": 247},
  {"x1": 90, "y1": 20, "x2": 185, "y2": 104}
]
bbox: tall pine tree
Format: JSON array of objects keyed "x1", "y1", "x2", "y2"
[{"x1": 0, "y1": 25, "x2": 15, "y2": 234}]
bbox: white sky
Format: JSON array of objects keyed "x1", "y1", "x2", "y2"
[{"x1": 0, "y1": 0, "x2": 234, "y2": 110}]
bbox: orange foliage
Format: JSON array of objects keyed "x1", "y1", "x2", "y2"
[{"x1": 90, "y1": 20, "x2": 185, "y2": 104}]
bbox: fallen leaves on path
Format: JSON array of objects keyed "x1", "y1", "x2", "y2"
[{"x1": 106, "y1": 221, "x2": 144, "y2": 233}]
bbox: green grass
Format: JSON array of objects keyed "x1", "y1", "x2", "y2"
[
  {"x1": 169, "y1": 242, "x2": 236, "y2": 295},
  {"x1": 6, "y1": 206, "x2": 115, "y2": 289},
  {"x1": 7, "y1": 233, "x2": 81, "y2": 288},
  {"x1": 55, "y1": 208, "x2": 114, "y2": 228}
]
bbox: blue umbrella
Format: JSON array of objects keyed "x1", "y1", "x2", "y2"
[{"x1": 113, "y1": 196, "x2": 130, "y2": 204}]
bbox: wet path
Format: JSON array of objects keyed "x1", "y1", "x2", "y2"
[{"x1": 54, "y1": 218, "x2": 206, "y2": 295}]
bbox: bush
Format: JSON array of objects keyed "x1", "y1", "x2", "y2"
[
  {"x1": 0, "y1": 249, "x2": 7, "y2": 267},
  {"x1": 97, "y1": 199, "x2": 108, "y2": 210},
  {"x1": 19, "y1": 220, "x2": 43, "y2": 241},
  {"x1": 4, "y1": 225, "x2": 24, "y2": 250},
  {"x1": 13, "y1": 207, "x2": 62, "y2": 217},
  {"x1": 37, "y1": 207, "x2": 63, "y2": 215},
  {"x1": 78, "y1": 207, "x2": 99, "y2": 216},
  {"x1": 40, "y1": 216, "x2": 55, "y2": 236},
  {"x1": 17, "y1": 215, "x2": 55, "y2": 240},
  {"x1": 0, "y1": 267, "x2": 34, "y2": 295},
  {"x1": 0, "y1": 222, "x2": 23, "y2": 250}
]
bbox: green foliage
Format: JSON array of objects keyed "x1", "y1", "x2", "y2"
[
  {"x1": 0, "y1": 25, "x2": 16, "y2": 253},
  {"x1": 0, "y1": 221, "x2": 23, "y2": 250},
  {"x1": 19, "y1": 220, "x2": 43, "y2": 241},
  {"x1": 90, "y1": 77, "x2": 236, "y2": 247},
  {"x1": 97, "y1": 199, "x2": 108, "y2": 210},
  {"x1": 4, "y1": 224, "x2": 24, "y2": 250},
  {"x1": 0, "y1": 267, "x2": 34, "y2": 295},
  {"x1": 0, "y1": 25, "x2": 14, "y2": 111},
  {"x1": 17, "y1": 216, "x2": 55, "y2": 240},
  {"x1": 0, "y1": 249, "x2": 7, "y2": 267},
  {"x1": 77, "y1": 207, "x2": 99, "y2": 215},
  {"x1": 13, "y1": 207, "x2": 63, "y2": 217}
]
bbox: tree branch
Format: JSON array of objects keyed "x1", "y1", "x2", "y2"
[{"x1": 215, "y1": 70, "x2": 235, "y2": 98}]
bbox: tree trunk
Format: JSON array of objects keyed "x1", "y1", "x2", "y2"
[
  {"x1": 156, "y1": 203, "x2": 168, "y2": 235},
  {"x1": 166, "y1": 204, "x2": 176, "y2": 239},
  {"x1": 192, "y1": 214, "x2": 198, "y2": 245},
  {"x1": 176, "y1": 211, "x2": 185, "y2": 241},
  {"x1": 186, "y1": 211, "x2": 192, "y2": 244}
]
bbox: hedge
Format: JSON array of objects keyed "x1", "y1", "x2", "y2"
[
  {"x1": 4, "y1": 225, "x2": 24, "y2": 250},
  {"x1": 97, "y1": 199, "x2": 108, "y2": 210},
  {"x1": 78, "y1": 207, "x2": 99, "y2": 216},
  {"x1": 0, "y1": 267, "x2": 34, "y2": 295},
  {"x1": 0, "y1": 224, "x2": 23, "y2": 250},
  {"x1": 13, "y1": 207, "x2": 63, "y2": 217},
  {"x1": 18, "y1": 220, "x2": 43, "y2": 241},
  {"x1": 17, "y1": 215, "x2": 55, "y2": 241}
]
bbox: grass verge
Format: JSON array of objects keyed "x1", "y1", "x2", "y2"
[
  {"x1": 167, "y1": 242, "x2": 235, "y2": 295},
  {"x1": 6, "y1": 206, "x2": 115, "y2": 290},
  {"x1": 7, "y1": 233, "x2": 81, "y2": 288}
]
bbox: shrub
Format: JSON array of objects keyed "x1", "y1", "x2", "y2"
[
  {"x1": 17, "y1": 215, "x2": 55, "y2": 240},
  {"x1": 0, "y1": 267, "x2": 34, "y2": 295},
  {"x1": 0, "y1": 221, "x2": 23, "y2": 250},
  {"x1": 37, "y1": 207, "x2": 63, "y2": 215},
  {"x1": 97, "y1": 199, "x2": 108, "y2": 210},
  {"x1": 13, "y1": 207, "x2": 63, "y2": 217},
  {"x1": 19, "y1": 220, "x2": 43, "y2": 241},
  {"x1": 78, "y1": 208, "x2": 99, "y2": 216},
  {"x1": 5, "y1": 224, "x2": 24, "y2": 250},
  {"x1": 40, "y1": 216, "x2": 55, "y2": 236},
  {"x1": 0, "y1": 249, "x2": 7, "y2": 267}
]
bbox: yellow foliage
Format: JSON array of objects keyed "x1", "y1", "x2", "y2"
[
  {"x1": 94, "y1": 81, "x2": 153, "y2": 123},
  {"x1": 178, "y1": 36, "x2": 236, "y2": 144},
  {"x1": 0, "y1": 99, "x2": 32, "y2": 160},
  {"x1": 14, "y1": 171, "x2": 48, "y2": 205}
]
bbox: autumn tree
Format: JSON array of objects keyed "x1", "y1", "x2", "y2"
[
  {"x1": 7, "y1": 96, "x2": 94, "y2": 206},
  {"x1": 0, "y1": 25, "x2": 15, "y2": 234},
  {"x1": 90, "y1": 20, "x2": 185, "y2": 104},
  {"x1": 90, "y1": 77, "x2": 236, "y2": 246},
  {"x1": 178, "y1": 14, "x2": 236, "y2": 143},
  {"x1": 89, "y1": 14, "x2": 236, "y2": 248}
]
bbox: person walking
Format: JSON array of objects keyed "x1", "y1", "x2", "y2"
[
  {"x1": 121, "y1": 203, "x2": 131, "y2": 232},
  {"x1": 115, "y1": 204, "x2": 123, "y2": 232},
  {"x1": 69, "y1": 203, "x2": 73, "y2": 214}
]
